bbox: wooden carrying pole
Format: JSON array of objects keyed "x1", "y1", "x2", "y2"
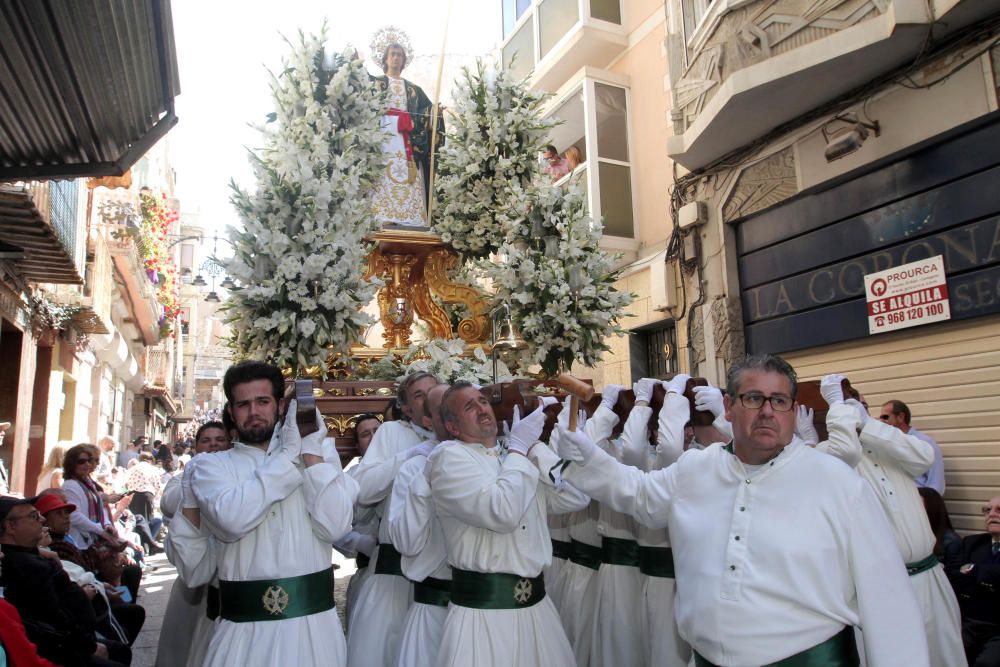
[{"x1": 553, "y1": 373, "x2": 596, "y2": 432}]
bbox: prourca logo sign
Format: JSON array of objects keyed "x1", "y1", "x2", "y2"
[
  {"x1": 864, "y1": 255, "x2": 950, "y2": 335},
  {"x1": 884, "y1": 263, "x2": 941, "y2": 283}
]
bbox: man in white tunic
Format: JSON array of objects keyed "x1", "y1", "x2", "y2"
[
  {"x1": 428, "y1": 382, "x2": 587, "y2": 667},
  {"x1": 348, "y1": 371, "x2": 439, "y2": 667},
  {"x1": 557, "y1": 353, "x2": 929, "y2": 666},
  {"x1": 388, "y1": 383, "x2": 450, "y2": 667},
  {"x1": 190, "y1": 361, "x2": 359, "y2": 667},
  {"x1": 816, "y1": 374, "x2": 966, "y2": 667}
]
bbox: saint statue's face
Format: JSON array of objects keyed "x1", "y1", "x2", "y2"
[{"x1": 385, "y1": 45, "x2": 406, "y2": 76}]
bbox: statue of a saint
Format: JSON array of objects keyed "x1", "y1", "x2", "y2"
[{"x1": 370, "y1": 33, "x2": 444, "y2": 228}]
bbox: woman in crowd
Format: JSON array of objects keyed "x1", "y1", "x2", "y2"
[
  {"x1": 61, "y1": 444, "x2": 123, "y2": 549},
  {"x1": 919, "y1": 486, "x2": 963, "y2": 568},
  {"x1": 36, "y1": 445, "x2": 66, "y2": 490}
]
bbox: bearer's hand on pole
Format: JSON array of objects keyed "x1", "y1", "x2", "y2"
[{"x1": 556, "y1": 426, "x2": 599, "y2": 465}]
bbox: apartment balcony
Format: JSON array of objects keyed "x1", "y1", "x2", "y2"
[
  {"x1": 142, "y1": 346, "x2": 178, "y2": 414},
  {"x1": 666, "y1": 0, "x2": 1000, "y2": 170},
  {"x1": 107, "y1": 228, "x2": 162, "y2": 346},
  {"x1": 502, "y1": 0, "x2": 628, "y2": 93},
  {"x1": 0, "y1": 180, "x2": 83, "y2": 284}
]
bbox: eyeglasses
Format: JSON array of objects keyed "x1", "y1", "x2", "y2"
[
  {"x1": 982, "y1": 505, "x2": 1000, "y2": 515},
  {"x1": 879, "y1": 415, "x2": 891, "y2": 422},
  {"x1": 737, "y1": 393, "x2": 794, "y2": 412},
  {"x1": 6, "y1": 510, "x2": 42, "y2": 523},
  {"x1": 76, "y1": 458, "x2": 93, "y2": 464}
]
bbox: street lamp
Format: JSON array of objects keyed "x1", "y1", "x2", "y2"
[
  {"x1": 192, "y1": 274, "x2": 207, "y2": 287},
  {"x1": 204, "y1": 291, "x2": 221, "y2": 303}
]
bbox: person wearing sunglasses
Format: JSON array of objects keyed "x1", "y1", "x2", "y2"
[
  {"x1": 60, "y1": 445, "x2": 122, "y2": 550},
  {"x1": 556, "y1": 353, "x2": 928, "y2": 666},
  {"x1": 878, "y1": 399, "x2": 945, "y2": 495}
]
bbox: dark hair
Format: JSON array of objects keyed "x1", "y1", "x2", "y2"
[
  {"x1": 222, "y1": 402, "x2": 235, "y2": 435},
  {"x1": 353, "y1": 414, "x2": 381, "y2": 443},
  {"x1": 62, "y1": 444, "x2": 94, "y2": 481},
  {"x1": 396, "y1": 372, "x2": 438, "y2": 410},
  {"x1": 196, "y1": 421, "x2": 227, "y2": 443},
  {"x1": 439, "y1": 381, "x2": 475, "y2": 428},
  {"x1": 884, "y1": 399, "x2": 911, "y2": 425},
  {"x1": 726, "y1": 353, "x2": 798, "y2": 400},
  {"x1": 918, "y1": 487, "x2": 954, "y2": 558},
  {"x1": 543, "y1": 144, "x2": 557, "y2": 154},
  {"x1": 223, "y1": 361, "x2": 284, "y2": 403},
  {"x1": 381, "y1": 42, "x2": 407, "y2": 72}
]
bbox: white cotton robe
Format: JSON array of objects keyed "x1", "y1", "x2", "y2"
[
  {"x1": 190, "y1": 443, "x2": 358, "y2": 667},
  {"x1": 387, "y1": 450, "x2": 450, "y2": 667},
  {"x1": 428, "y1": 439, "x2": 587, "y2": 667},
  {"x1": 564, "y1": 437, "x2": 930, "y2": 666},
  {"x1": 820, "y1": 410, "x2": 966, "y2": 667}
]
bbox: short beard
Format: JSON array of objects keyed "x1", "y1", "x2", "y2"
[{"x1": 236, "y1": 423, "x2": 276, "y2": 445}]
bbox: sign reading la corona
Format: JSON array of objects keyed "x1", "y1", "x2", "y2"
[{"x1": 864, "y1": 255, "x2": 951, "y2": 334}]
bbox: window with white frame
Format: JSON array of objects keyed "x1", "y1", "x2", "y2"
[
  {"x1": 681, "y1": 0, "x2": 717, "y2": 43},
  {"x1": 500, "y1": 0, "x2": 622, "y2": 78},
  {"x1": 545, "y1": 78, "x2": 634, "y2": 238}
]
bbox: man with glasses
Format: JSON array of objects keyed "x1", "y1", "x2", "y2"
[
  {"x1": 0, "y1": 495, "x2": 130, "y2": 666},
  {"x1": 878, "y1": 399, "x2": 945, "y2": 494},
  {"x1": 556, "y1": 353, "x2": 928, "y2": 666},
  {"x1": 949, "y1": 496, "x2": 1000, "y2": 666}
]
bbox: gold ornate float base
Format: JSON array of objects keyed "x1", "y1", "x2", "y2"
[{"x1": 364, "y1": 229, "x2": 490, "y2": 349}]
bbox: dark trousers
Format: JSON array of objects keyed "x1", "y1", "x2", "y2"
[
  {"x1": 121, "y1": 563, "x2": 141, "y2": 603},
  {"x1": 965, "y1": 618, "x2": 1000, "y2": 667},
  {"x1": 110, "y1": 602, "x2": 145, "y2": 646}
]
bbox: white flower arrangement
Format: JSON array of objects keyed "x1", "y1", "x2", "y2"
[
  {"x1": 226, "y1": 30, "x2": 387, "y2": 374},
  {"x1": 487, "y1": 179, "x2": 633, "y2": 376},
  {"x1": 359, "y1": 337, "x2": 516, "y2": 384},
  {"x1": 432, "y1": 60, "x2": 554, "y2": 259}
]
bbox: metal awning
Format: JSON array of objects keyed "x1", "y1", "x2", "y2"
[
  {"x1": 0, "y1": 0, "x2": 180, "y2": 180},
  {"x1": 0, "y1": 184, "x2": 82, "y2": 283}
]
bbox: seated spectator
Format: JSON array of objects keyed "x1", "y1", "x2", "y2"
[
  {"x1": 124, "y1": 453, "x2": 164, "y2": 553},
  {"x1": 0, "y1": 495, "x2": 131, "y2": 666},
  {"x1": 0, "y1": 550, "x2": 58, "y2": 666},
  {"x1": 62, "y1": 445, "x2": 122, "y2": 550},
  {"x1": 919, "y1": 486, "x2": 962, "y2": 567},
  {"x1": 948, "y1": 494, "x2": 1000, "y2": 667}
]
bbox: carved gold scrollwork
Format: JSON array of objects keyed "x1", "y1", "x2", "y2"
[
  {"x1": 424, "y1": 249, "x2": 490, "y2": 344},
  {"x1": 323, "y1": 412, "x2": 386, "y2": 436}
]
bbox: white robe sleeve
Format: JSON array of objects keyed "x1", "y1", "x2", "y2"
[
  {"x1": 300, "y1": 458, "x2": 358, "y2": 544},
  {"x1": 712, "y1": 413, "x2": 734, "y2": 440},
  {"x1": 815, "y1": 402, "x2": 863, "y2": 469},
  {"x1": 654, "y1": 393, "x2": 688, "y2": 470},
  {"x1": 429, "y1": 444, "x2": 540, "y2": 533},
  {"x1": 191, "y1": 451, "x2": 303, "y2": 543},
  {"x1": 352, "y1": 451, "x2": 411, "y2": 506},
  {"x1": 585, "y1": 404, "x2": 620, "y2": 446},
  {"x1": 859, "y1": 419, "x2": 935, "y2": 478},
  {"x1": 620, "y1": 405, "x2": 653, "y2": 469},
  {"x1": 387, "y1": 459, "x2": 432, "y2": 557},
  {"x1": 564, "y1": 445, "x2": 677, "y2": 529},
  {"x1": 528, "y1": 441, "x2": 589, "y2": 513},
  {"x1": 160, "y1": 474, "x2": 182, "y2": 519},
  {"x1": 847, "y1": 479, "x2": 930, "y2": 666},
  {"x1": 165, "y1": 512, "x2": 217, "y2": 587}
]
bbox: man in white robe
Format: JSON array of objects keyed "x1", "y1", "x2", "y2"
[
  {"x1": 388, "y1": 383, "x2": 449, "y2": 667},
  {"x1": 557, "y1": 353, "x2": 929, "y2": 666},
  {"x1": 348, "y1": 371, "x2": 439, "y2": 667},
  {"x1": 189, "y1": 361, "x2": 359, "y2": 667},
  {"x1": 427, "y1": 382, "x2": 587, "y2": 667},
  {"x1": 817, "y1": 374, "x2": 967, "y2": 667}
]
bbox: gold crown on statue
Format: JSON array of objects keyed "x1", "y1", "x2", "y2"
[{"x1": 370, "y1": 26, "x2": 414, "y2": 72}]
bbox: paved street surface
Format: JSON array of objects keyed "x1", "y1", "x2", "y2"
[{"x1": 131, "y1": 550, "x2": 356, "y2": 666}]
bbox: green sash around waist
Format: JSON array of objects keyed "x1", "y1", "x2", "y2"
[
  {"x1": 569, "y1": 539, "x2": 601, "y2": 571},
  {"x1": 218, "y1": 567, "x2": 335, "y2": 623},
  {"x1": 551, "y1": 538, "x2": 572, "y2": 561},
  {"x1": 450, "y1": 568, "x2": 545, "y2": 610},
  {"x1": 206, "y1": 584, "x2": 220, "y2": 621},
  {"x1": 905, "y1": 553, "x2": 938, "y2": 577},
  {"x1": 638, "y1": 546, "x2": 675, "y2": 578},
  {"x1": 374, "y1": 543, "x2": 404, "y2": 576},
  {"x1": 601, "y1": 536, "x2": 640, "y2": 567},
  {"x1": 694, "y1": 626, "x2": 859, "y2": 667},
  {"x1": 412, "y1": 576, "x2": 451, "y2": 607},
  {"x1": 356, "y1": 553, "x2": 370, "y2": 570}
]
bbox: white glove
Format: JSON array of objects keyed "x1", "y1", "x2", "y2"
[
  {"x1": 555, "y1": 395, "x2": 587, "y2": 432},
  {"x1": 508, "y1": 403, "x2": 547, "y2": 456},
  {"x1": 820, "y1": 374, "x2": 846, "y2": 406},
  {"x1": 795, "y1": 405, "x2": 819, "y2": 446},
  {"x1": 278, "y1": 399, "x2": 303, "y2": 462},
  {"x1": 844, "y1": 398, "x2": 869, "y2": 428},
  {"x1": 633, "y1": 378, "x2": 657, "y2": 404},
  {"x1": 556, "y1": 425, "x2": 599, "y2": 465},
  {"x1": 181, "y1": 459, "x2": 199, "y2": 510},
  {"x1": 666, "y1": 373, "x2": 691, "y2": 395},
  {"x1": 356, "y1": 534, "x2": 377, "y2": 558},
  {"x1": 600, "y1": 385, "x2": 623, "y2": 410},
  {"x1": 407, "y1": 441, "x2": 435, "y2": 459},
  {"x1": 693, "y1": 385, "x2": 725, "y2": 418},
  {"x1": 300, "y1": 408, "x2": 328, "y2": 458}
]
